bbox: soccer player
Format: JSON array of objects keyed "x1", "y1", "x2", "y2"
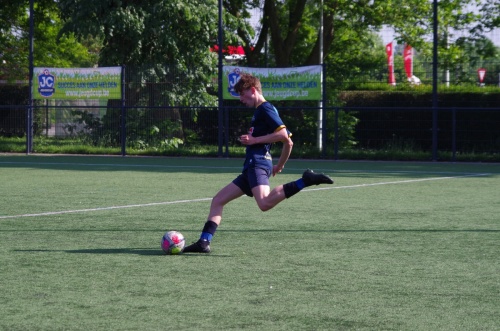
[{"x1": 183, "y1": 73, "x2": 333, "y2": 253}]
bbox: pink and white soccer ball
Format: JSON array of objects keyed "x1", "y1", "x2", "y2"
[{"x1": 161, "y1": 231, "x2": 185, "y2": 255}]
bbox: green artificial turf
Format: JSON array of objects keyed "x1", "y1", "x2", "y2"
[{"x1": 1, "y1": 155, "x2": 499, "y2": 330}]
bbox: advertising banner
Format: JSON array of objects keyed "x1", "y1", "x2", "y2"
[
  {"x1": 386, "y1": 42, "x2": 396, "y2": 85},
  {"x1": 404, "y1": 44, "x2": 413, "y2": 79},
  {"x1": 223, "y1": 65, "x2": 322, "y2": 101},
  {"x1": 33, "y1": 67, "x2": 121, "y2": 100},
  {"x1": 477, "y1": 68, "x2": 486, "y2": 83}
]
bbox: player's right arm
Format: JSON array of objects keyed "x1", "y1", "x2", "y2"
[
  {"x1": 239, "y1": 126, "x2": 289, "y2": 145},
  {"x1": 273, "y1": 132, "x2": 293, "y2": 176}
]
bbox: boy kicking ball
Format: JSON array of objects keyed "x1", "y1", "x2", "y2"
[{"x1": 183, "y1": 73, "x2": 333, "y2": 253}]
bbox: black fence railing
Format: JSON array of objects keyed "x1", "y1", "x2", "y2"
[
  {"x1": 339, "y1": 106, "x2": 500, "y2": 161},
  {"x1": 1, "y1": 103, "x2": 499, "y2": 161}
]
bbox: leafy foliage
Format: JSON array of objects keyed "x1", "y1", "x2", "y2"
[
  {"x1": 58, "y1": 0, "x2": 219, "y2": 106},
  {"x1": 0, "y1": 0, "x2": 96, "y2": 81}
]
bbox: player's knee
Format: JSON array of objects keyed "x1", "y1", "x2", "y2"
[
  {"x1": 256, "y1": 201, "x2": 273, "y2": 212},
  {"x1": 258, "y1": 205, "x2": 271, "y2": 212},
  {"x1": 211, "y1": 195, "x2": 225, "y2": 208}
]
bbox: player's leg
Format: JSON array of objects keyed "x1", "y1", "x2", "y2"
[
  {"x1": 207, "y1": 182, "x2": 245, "y2": 225},
  {"x1": 252, "y1": 168, "x2": 334, "y2": 212},
  {"x1": 252, "y1": 184, "x2": 286, "y2": 211},
  {"x1": 281, "y1": 169, "x2": 334, "y2": 198},
  {"x1": 183, "y1": 182, "x2": 244, "y2": 253}
]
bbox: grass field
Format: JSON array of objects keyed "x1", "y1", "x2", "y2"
[{"x1": 1, "y1": 154, "x2": 499, "y2": 330}]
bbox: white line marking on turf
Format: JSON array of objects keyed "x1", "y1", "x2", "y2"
[
  {"x1": 0, "y1": 173, "x2": 490, "y2": 220},
  {"x1": 0, "y1": 198, "x2": 212, "y2": 220},
  {"x1": 303, "y1": 173, "x2": 490, "y2": 192}
]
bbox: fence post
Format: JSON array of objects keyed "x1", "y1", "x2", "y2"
[
  {"x1": 321, "y1": 105, "x2": 327, "y2": 158},
  {"x1": 27, "y1": 0, "x2": 34, "y2": 154},
  {"x1": 120, "y1": 65, "x2": 126, "y2": 157},
  {"x1": 431, "y1": 0, "x2": 439, "y2": 161},
  {"x1": 45, "y1": 99, "x2": 49, "y2": 136},
  {"x1": 334, "y1": 107, "x2": 339, "y2": 160},
  {"x1": 452, "y1": 108, "x2": 456, "y2": 162},
  {"x1": 217, "y1": 0, "x2": 224, "y2": 157},
  {"x1": 218, "y1": 103, "x2": 224, "y2": 158},
  {"x1": 224, "y1": 106, "x2": 229, "y2": 157},
  {"x1": 26, "y1": 105, "x2": 33, "y2": 154},
  {"x1": 320, "y1": 63, "x2": 327, "y2": 157}
]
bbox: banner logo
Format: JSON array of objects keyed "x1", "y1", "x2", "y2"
[
  {"x1": 227, "y1": 68, "x2": 241, "y2": 97},
  {"x1": 37, "y1": 69, "x2": 55, "y2": 98}
]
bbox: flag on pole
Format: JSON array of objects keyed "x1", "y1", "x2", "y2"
[
  {"x1": 477, "y1": 68, "x2": 486, "y2": 84},
  {"x1": 386, "y1": 42, "x2": 396, "y2": 85},
  {"x1": 404, "y1": 44, "x2": 413, "y2": 80}
]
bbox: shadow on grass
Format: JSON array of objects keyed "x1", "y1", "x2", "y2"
[
  {"x1": 4, "y1": 228, "x2": 499, "y2": 233},
  {"x1": 14, "y1": 248, "x2": 163, "y2": 256},
  {"x1": 13, "y1": 248, "x2": 230, "y2": 257}
]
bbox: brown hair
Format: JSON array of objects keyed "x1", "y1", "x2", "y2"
[{"x1": 234, "y1": 73, "x2": 262, "y2": 94}]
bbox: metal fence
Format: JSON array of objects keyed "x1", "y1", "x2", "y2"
[{"x1": 1, "y1": 101, "x2": 499, "y2": 161}]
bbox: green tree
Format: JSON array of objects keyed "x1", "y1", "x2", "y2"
[
  {"x1": 58, "y1": 0, "x2": 220, "y2": 106},
  {"x1": 387, "y1": 0, "x2": 500, "y2": 84},
  {"x1": 225, "y1": 0, "x2": 499, "y2": 85},
  {"x1": 229, "y1": 0, "x2": 402, "y2": 68},
  {"x1": 0, "y1": 0, "x2": 96, "y2": 82}
]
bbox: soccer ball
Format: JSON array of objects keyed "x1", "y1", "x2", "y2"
[{"x1": 161, "y1": 231, "x2": 185, "y2": 255}]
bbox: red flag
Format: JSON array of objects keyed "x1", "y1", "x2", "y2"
[
  {"x1": 386, "y1": 42, "x2": 396, "y2": 85},
  {"x1": 404, "y1": 44, "x2": 413, "y2": 80},
  {"x1": 477, "y1": 68, "x2": 486, "y2": 83}
]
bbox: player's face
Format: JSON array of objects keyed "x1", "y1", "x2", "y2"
[{"x1": 239, "y1": 88, "x2": 256, "y2": 108}]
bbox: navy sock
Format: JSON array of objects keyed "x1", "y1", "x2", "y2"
[
  {"x1": 283, "y1": 178, "x2": 306, "y2": 199},
  {"x1": 200, "y1": 220, "x2": 218, "y2": 242}
]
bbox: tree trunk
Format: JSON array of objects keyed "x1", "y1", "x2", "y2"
[{"x1": 266, "y1": 0, "x2": 307, "y2": 67}]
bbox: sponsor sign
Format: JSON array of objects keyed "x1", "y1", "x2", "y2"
[
  {"x1": 33, "y1": 67, "x2": 121, "y2": 100},
  {"x1": 223, "y1": 65, "x2": 322, "y2": 100}
]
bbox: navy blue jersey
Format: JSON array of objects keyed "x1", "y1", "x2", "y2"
[{"x1": 243, "y1": 102, "x2": 290, "y2": 171}]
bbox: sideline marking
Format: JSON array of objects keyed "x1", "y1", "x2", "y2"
[
  {"x1": 0, "y1": 198, "x2": 213, "y2": 220},
  {"x1": 0, "y1": 173, "x2": 489, "y2": 220},
  {"x1": 304, "y1": 173, "x2": 490, "y2": 192}
]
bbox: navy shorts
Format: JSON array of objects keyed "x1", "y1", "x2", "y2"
[{"x1": 232, "y1": 167, "x2": 271, "y2": 197}]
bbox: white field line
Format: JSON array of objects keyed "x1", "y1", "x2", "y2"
[
  {"x1": 0, "y1": 173, "x2": 490, "y2": 220},
  {"x1": 0, "y1": 198, "x2": 212, "y2": 220},
  {"x1": 303, "y1": 173, "x2": 491, "y2": 192}
]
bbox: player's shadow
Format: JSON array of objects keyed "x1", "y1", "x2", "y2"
[
  {"x1": 14, "y1": 248, "x2": 230, "y2": 257},
  {"x1": 68, "y1": 248, "x2": 164, "y2": 255},
  {"x1": 15, "y1": 248, "x2": 162, "y2": 256}
]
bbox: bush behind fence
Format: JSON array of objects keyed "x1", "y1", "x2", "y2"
[{"x1": 1, "y1": 103, "x2": 499, "y2": 160}]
